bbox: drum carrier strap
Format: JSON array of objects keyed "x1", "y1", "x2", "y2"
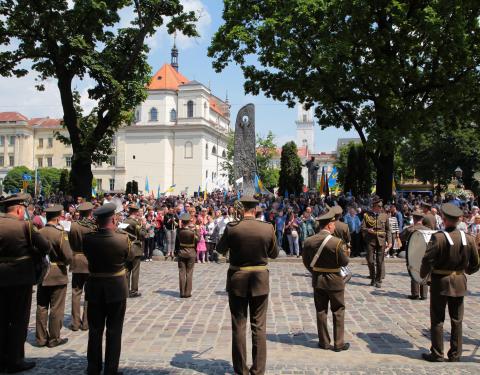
[
  {"x1": 310, "y1": 234, "x2": 332, "y2": 268},
  {"x1": 432, "y1": 230, "x2": 467, "y2": 275}
]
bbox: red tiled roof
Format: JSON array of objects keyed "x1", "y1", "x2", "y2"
[
  {"x1": 209, "y1": 97, "x2": 227, "y2": 117},
  {"x1": 0, "y1": 112, "x2": 29, "y2": 122},
  {"x1": 147, "y1": 64, "x2": 189, "y2": 91},
  {"x1": 29, "y1": 117, "x2": 62, "y2": 128}
]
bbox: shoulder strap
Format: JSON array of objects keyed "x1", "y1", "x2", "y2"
[
  {"x1": 460, "y1": 230, "x2": 467, "y2": 246},
  {"x1": 441, "y1": 230, "x2": 467, "y2": 246},
  {"x1": 310, "y1": 234, "x2": 332, "y2": 268}
]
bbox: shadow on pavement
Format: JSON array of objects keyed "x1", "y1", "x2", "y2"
[
  {"x1": 356, "y1": 332, "x2": 424, "y2": 359},
  {"x1": 156, "y1": 289, "x2": 180, "y2": 298},
  {"x1": 370, "y1": 290, "x2": 408, "y2": 299},
  {"x1": 170, "y1": 350, "x2": 233, "y2": 374},
  {"x1": 291, "y1": 291, "x2": 313, "y2": 298},
  {"x1": 420, "y1": 329, "x2": 480, "y2": 362},
  {"x1": 267, "y1": 332, "x2": 318, "y2": 348},
  {"x1": 291, "y1": 272, "x2": 311, "y2": 277},
  {"x1": 214, "y1": 290, "x2": 228, "y2": 296}
]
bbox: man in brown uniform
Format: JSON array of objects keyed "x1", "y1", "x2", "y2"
[
  {"x1": 400, "y1": 210, "x2": 429, "y2": 300},
  {"x1": 84, "y1": 203, "x2": 134, "y2": 375},
  {"x1": 123, "y1": 204, "x2": 146, "y2": 298},
  {"x1": 421, "y1": 202, "x2": 437, "y2": 230},
  {"x1": 69, "y1": 202, "x2": 96, "y2": 331},
  {"x1": 217, "y1": 196, "x2": 278, "y2": 375},
  {"x1": 175, "y1": 213, "x2": 198, "y2": 298},
  {"x1": 361, "y1": 198, "x2": 390, "y2": 288},
  {"x1": 331, "y1": 205, "x2": 351, "y2": 248},
  {"x1": 302, "y1": 208, "x2": 350, "y2": 351},
  {"x1": 0, "y1": 194, "x2": 50, "y2": 373},
  {"x1": 420, "y1": 203, "x2": 480, "y2": 362},
  {"x1": 36, "y1": 205, "x2": 73, "y2": 348}
]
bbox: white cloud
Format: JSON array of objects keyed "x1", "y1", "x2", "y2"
[{"x1": 147, "y1": 0, "x2": 212, "y2": 51}]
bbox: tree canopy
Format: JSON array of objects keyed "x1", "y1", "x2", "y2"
[
  {"x1": 209, "y1": 0, "x2": 480, "y2": 201},
  {"x1": 0, "y1": 0, "x2": 198, "y2": 199},
  {"x1": 335, "y1": 142, "x2": 374, "y2": 196}
]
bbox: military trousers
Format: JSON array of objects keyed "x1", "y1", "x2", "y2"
[
  {"x1": 365, "y1": 240, "x2": 385, "y2": 283},
  {"x1": 411, "y1": 279, "x2": 428, "y2": 299},
  {"x1": 72, "y1": 273, "x2": 89, "y2": 330},
  {"x1": 430, "y1": 289, "x2": 464, "y2": 360},
  {"x1": 313, "y1": 288, "x2": 345, "y2": 349},
  {"x1": 87, "y1": 299, "x2": 126, "y2": 375},
  {"x1": 36, "y1": 284, "x2": 67, "y2": 346},
  {"x1": 127, "y1": 257, "x2": 141, "y2": 294},
  {"x1": 178, "y1": 256, "x2": 195, "y2": 297},
  {"x1": 228, "y1": 293, "x2": 268, "y2": 375},
  {"x1": 0, "y1": 285, "x2": 32, "y2": 368}
]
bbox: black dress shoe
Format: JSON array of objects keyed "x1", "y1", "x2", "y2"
[
  {"x1": 370, "y1": 280, "x2": 375, "y2": 286},
  {"x1": 374, "y1": 282, "x2": 382, "y2": 288},
  {"x1": 318, "y1": 343, "x2": 333, "y2": 350},
  {"x1": 47, "y1": 338, "x2": 68, "y2": 348},
  {"x1": 69, "y1": 324, "x2": 80, "y2": 331},
  {"x1": 333, "y1": 343, "x2": 350, "y2": 352},
  {"x1": 420, "y1": 296, "x2": 427, "y2": 300},
  {"x1": 422, "y1": 353, "x2": 444, "y2": 362},
  {"x1": 448, "y1": 357, "x2": 460, "y2": 362},
  {"x1": 6, "y1": 361, "x2": 36, "y2": 373},
  {"x1": 129, "y1": 292, "x2": 142, "y2": 298},
  {"x1": 408, "y1": 295, "x2": 419, "y2": 300}
]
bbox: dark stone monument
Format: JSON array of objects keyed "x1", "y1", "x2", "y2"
[
  {"x1": 305, "y1": 156, "x2": 319, "y2": 190},
  {"x1": 234, "y1": 104, "x2": 256, "y2": 196}
]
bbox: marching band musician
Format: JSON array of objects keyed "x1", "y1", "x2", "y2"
[
  {"x1": 175, "y1": 213, "x2": 198, "y2": 298},
  {"x1": 420, "y1": 203, "x2": 480, "y2": 362},
  {"x1": 332, "y1": 205, "x2": 351, "y2": 248},
  {"x1": 302, "y1": 207, "x2": 350, "y2": 352},
  {"x1": 123, "y1": 204, "x2": 147, "y2": 298},
  {"x1": 69, "y1": 202, "x2": 97, "y2": 331},
  {"x1": 216, "y1": 196, "x2": 278, "y2": 375},
  {"x1": 361, "y1": 197, "x2": 390, "y2": 288},
  {"x1": 36, "y1": 205, "x2": 73, "y2": 348},
  {"x1": 400, "y1": 210, "x2": 429, "y2": 300}
]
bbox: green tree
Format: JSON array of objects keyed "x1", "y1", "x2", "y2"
[
  {"x1": 37, "y1": 168, "x2": 63, "y2": 196},
  {"x1": 3, "y1": 166, "x2": 33, "y2": 194},
  {"x1": 221, "y1": 131, "x2": 235, "y2": 185},
  {"x1": 58, "y1": 169, "x2": 71, "y2": 195},
  {"x1": 0, "y1": 0, "x2": 197, "y2": 199},
  {"x1": 335, "y1": 142, "x2": 374, "y2": 196},
  {"x1": 209, "y1": 1, "x2": 480, "y2": 201},
  {"x1": 256, "y1": 131, "x2": 279, "y2": 190},
  {"x1": 278, "y1": 141, "x2": 303, "y2": 196},
  {"x1": 399, "y1": 119, "x2": 480, "y2": 190}
]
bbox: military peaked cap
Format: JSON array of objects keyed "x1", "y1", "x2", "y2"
[
  {"x1": 93, "y1": 203, "x2": 116, "y2": 218},
  {"x1": 44, "y1": 205, "x2": 63, "y2": 217},
  {"x1": 441, "y1": 203, "x2": 463, "y2": 219},
  {"x1": 1, "y1": 193, "x2": 30, "y2": 207},
  {"x1": 179, "y1": 212, "x2": 191, "y2": 221},
  {"x1": 316, "y1": 208, "x2": 336, "y2": 223},
  {"x1": 77, "y1": 202, "x2": 94, "y2": 212}
]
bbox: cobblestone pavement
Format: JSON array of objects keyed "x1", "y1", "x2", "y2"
[{"x1": 18, "y1": 260, "x2": 480, "y2": 374}]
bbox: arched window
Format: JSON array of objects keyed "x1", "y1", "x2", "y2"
[
  {"x1": 212, "y1": 146, "x2": 217, "y2": 155},
  {"x1": 187, "y1": 100, "x2": 194, "y2": 118},
  {"x1": 222, "y1": 150, "x2": 226, "y2": 158},
  {"x1": 149, "y1": 107, "x2": 158, "y2": 122},
  {"x1": 184, "y1": 141, "x2": 193, "y2": 159},
  {"x1": 170, "y1": 109, "x2": 177, "y2": 122},
  {"x1": 205, "y1": 143, "x2": 208, "y2": 160}
]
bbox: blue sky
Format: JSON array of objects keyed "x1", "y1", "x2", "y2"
[{"x1": 0, "y1": 0, "x2": 358, "y2": 152}]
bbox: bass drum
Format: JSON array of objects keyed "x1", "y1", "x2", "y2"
[{"x1": 407, "y1": 229, "x2": 437, "y2": 284}]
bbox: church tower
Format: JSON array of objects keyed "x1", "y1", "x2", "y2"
[
  {"x1": 171, "y1": 36, "x2": 179, "y2": 71},
  {"x1": 295, "y1": 103, "x2": 315, "y2": 153}
]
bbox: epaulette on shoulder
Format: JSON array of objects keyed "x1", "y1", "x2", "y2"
[
  {"x1": 227, "y1": 220, "x2": 241, "y2": 227},
  {"x1": 55, "y1": 224, "x2": 64, "y2": 231}
]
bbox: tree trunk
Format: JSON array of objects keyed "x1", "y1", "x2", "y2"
[
  {"x1": 70, "y1": 156, "x2": 93, "y2": 200},
  {"x1": 375, "y1": 151, "x2": 394, "y2": 202}
]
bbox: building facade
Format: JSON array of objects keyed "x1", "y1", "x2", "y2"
[
  {"x1": 0, "y1": 51, "x2": 230, "y2": 195},
  {"x1": 295, "y1": 103, "x2": 315, "y2": 154}
]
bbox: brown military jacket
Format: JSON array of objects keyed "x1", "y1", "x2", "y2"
[
  {"x1": 420, "y1": 228, "x2": 480, "y2": 297},
  {"x1": 333, "y1": 220, "x2": 351, "y2": 246},
  {"x1": 303, "y1": 229, "x2": 349, "y2": 291},
  {"x1": 216, "y1": 217, "x2": 278, "y2": 297},
  {"x1": 39, "y1": 224, "x2": 73, "y2": 286},
  {"x1": 175, "y1": 225, "x2": 198, "y2": 259},
  {"x1": 123, "y1": 216, "x2": 147, "y2": 257},
  {"x1": 69, "y1": 218, "x2": 96, "y2": 274},
  {"x1": 84, "y1": 228, "x2": 134, "y2": 303},
  {"x1": 361, "y1": 211, "x2": 390, "y2": 246},
  {"x1": 0, "y1": 214, "x2": 51, "y2": 286},
  {"x1": 422, "y1": 213, "x2": 437, "y2": 230}
]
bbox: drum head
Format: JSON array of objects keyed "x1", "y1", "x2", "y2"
[{"x1": 407, "y1": 230, "x2": 436, "y2": 284}]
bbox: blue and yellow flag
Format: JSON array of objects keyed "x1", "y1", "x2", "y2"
[
  {"x1": 145, "y1": 177, "x2": 150, "y2": 194},
  {"x1": 157, "y1": 185, "x2": 161, "y2": 199},
  {"x1": 165, "y1": 184, "x2": 176, "y2": 193},
  {"x1": 328, "y1": 167, "x2": 338, "y2": 188}
]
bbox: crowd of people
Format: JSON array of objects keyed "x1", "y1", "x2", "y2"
[{"x1": 22, "y1": 190, "x2": 480, "y2": 263}]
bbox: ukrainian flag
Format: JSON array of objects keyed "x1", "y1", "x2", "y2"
[{"x1": 165, "y1": 184, "x2": 176, "y2": 193}]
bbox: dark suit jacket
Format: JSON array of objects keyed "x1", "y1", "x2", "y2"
[
  {"x1": 0, "y1": 214, "x2": 50, "y2": 286},
  {"x1": 217, "y1": 217, "x2": 278, "y2": 297},
  {"x1": 39, "y1": 224, "x2": 72, "y2": 286},
  {"x1": 420, "y1": 228, "x2": 480, "y2": 297},
  {"x1": 303, "y1": 230, "x2": 349, "y2": 291},
  {"x1": 84, "y1": 228, "x2": 134, "y2": 303}
]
